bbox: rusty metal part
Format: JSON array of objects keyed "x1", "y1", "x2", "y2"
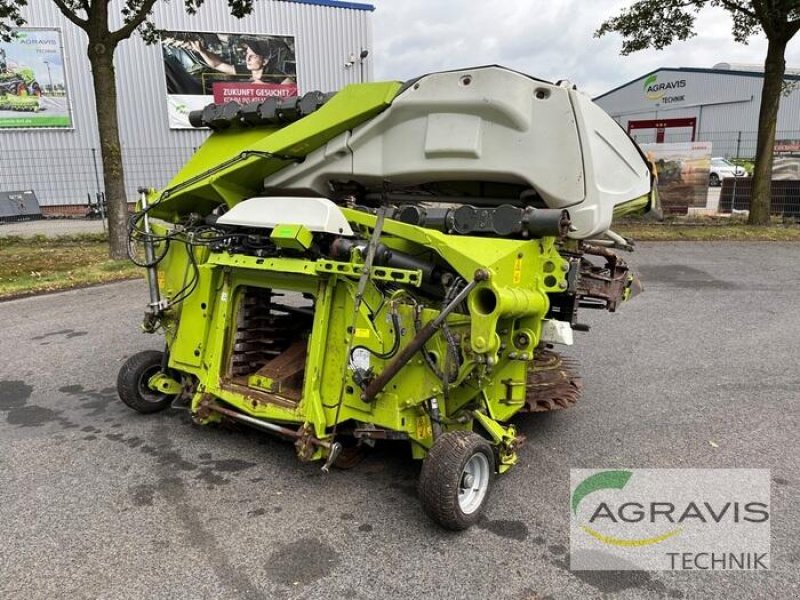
[
  {"x1": 255, "y1": 340, "x2": 307, "y2": 380},
  {"x1": 353, "y1": 427, "x2": 411, "y2": 441},
  {"x1": 361, "y1": 269, "x2": 488, "y2": 402},
  {"x1": 582, "y1": 243, "x2": 619, "y2": 266},
  {"x1": 229, "y1": 286, "x2": 312, "y2": 377},
  {"x1": 521, "y1": 348, "x2": 583, "y2": 412},
  {"x1": 294, "y1": 423, "x2": 317, "y2": 462},
  {"x1": 193, "y1": 392, "x2": 215, "y2": 421},
  {"x1": 219, "y1": 381, "x2": 297, "y2": 409},
  {"x1": 205, "y1": 400, "x2": 302, "y2": 436},
  {"x1": 202, "y1": 401, "x2": 332, "y2": 460},
  {"x1": 251, "y1": 339, "x2": 307, "y2": 399},
  {"x1": 170, "y1": 376, "x2": 198, "y2": 411},
  {"x1": 333, "y1": 444, "x2": 368, "y2": 469},
  {"x1": 577, "y1": 244, "x2": 634, "y2": 312}
]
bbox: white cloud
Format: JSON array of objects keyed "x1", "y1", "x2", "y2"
[{"x1": 367, "y1": 0, "x2": 800, "y2": 97}]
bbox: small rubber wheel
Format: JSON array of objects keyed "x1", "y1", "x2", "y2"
[
  {"x1": 418, "y1": 431, "x2": 495, "y2": 530},
  {"x1": 117, "y1": 350, "x2": 174, "y2": 414}
]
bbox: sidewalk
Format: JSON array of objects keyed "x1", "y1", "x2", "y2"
[{"x1": 0, "y1": 218, "x2": 106, "y2": 237}]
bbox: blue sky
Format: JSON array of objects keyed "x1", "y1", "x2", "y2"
[{"x1": 367, "y1": 1, "x2": 800, "y2": 97}]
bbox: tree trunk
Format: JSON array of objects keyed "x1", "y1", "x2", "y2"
[
  {"x1": 748, "y1": 37, "x2": 787, "y2": 225},
  {"x1": 88, "y1": 40, "x2": 128, "y2": 259}
]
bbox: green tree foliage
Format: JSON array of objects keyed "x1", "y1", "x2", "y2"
[
  {"x1": 0, "y1": 1, "x2": 259, "y2": 258},
  {"x1": 596, "y1": 1, "x2": 800, "y2": 225}
]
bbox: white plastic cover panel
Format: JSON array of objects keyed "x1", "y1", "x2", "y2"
[
  {"x1": 264, "y1": 66, "x2": 652, "y2": 238},
  {"x1": 217, "y1": 197, "x2": 354, "y2": 236},
  {"x1": 567, "y1": 90, "x2": 652, "y2": 238}
]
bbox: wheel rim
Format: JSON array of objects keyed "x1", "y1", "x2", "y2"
[
  {"x1": 458, "y1": 452, "x2": 490, "y2": 514},
  {"x1": 138, "y1": 365, "x2": 169, "y2": 404}
]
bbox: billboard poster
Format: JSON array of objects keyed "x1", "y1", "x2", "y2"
[
  {"x1": 639, "y1": 142, "x2": 712, "y2": 214},
  {"x1": 161, "y1": 31, "x2": 297, "y2": 129},
  {"x1": 774, "y1": 139, "x2": 800, "y2": 153},
  {"x1": 0, "y1": 28, "x2": 72, "y2": 129}
]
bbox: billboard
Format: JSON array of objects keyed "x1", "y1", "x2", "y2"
[
  {"x1": 161, "y1": 31, "x2": 297, "y2": 129},
  {"x1": 0, "y1": 28, "x2": 72, "y2": 129},
  {"x1": 774, "y1": 139, "x2": 800, "y2": 153},
  {"x1": 640, "y1": 142, "x2": 712, "y2": 214}
]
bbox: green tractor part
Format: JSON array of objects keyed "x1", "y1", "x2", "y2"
[
  {"x1": 119, "y1": 66, "x2": 652, "y2": 529},
  {"x1": 0, "y1": 64, "x2": 42, "y2": 112}
]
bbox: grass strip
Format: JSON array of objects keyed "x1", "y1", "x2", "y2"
[{"x1": 0, "y1": 237, "x2": 142, "y2": 300}]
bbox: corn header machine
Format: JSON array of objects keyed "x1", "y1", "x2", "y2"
[{"x1": 120, "y1": 66, "x2": 653, "y2": 529}]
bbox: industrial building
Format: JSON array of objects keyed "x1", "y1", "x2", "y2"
[
  {"x1": 0, "y1": 0, "x2": 374, "y2": 209},
  {"x1": 594, "y1": 63, "x2": 800, "y2": 158}
]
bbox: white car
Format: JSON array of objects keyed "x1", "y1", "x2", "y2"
[{"x1": 709, "y1": 157, "x2": 748, "y2": 186}]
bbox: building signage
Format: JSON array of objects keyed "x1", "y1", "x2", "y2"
[
  {"x1": 0, "y1": 28, "x2": 72, "y2": 129},
  {"x1": 161, "y1": 31, "x2": 297, "y2": 129},
  {"x1": 643, "y1": 74, "x2": 687, "y2": 104}
]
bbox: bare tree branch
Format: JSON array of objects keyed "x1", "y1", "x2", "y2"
[{"x1": 51, "y1": 0, "x2": 89, "y2": 29}]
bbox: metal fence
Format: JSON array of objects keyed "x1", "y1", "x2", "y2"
[
  {"x1": 0, "y1": 145, "x2": 195, "y2": 210},
  {"x1": 2, "y1": 131, "x2": 800, "y2": 233},
  {"x1": 627, "y1": 129, "x2": 800, "y2": 161}
]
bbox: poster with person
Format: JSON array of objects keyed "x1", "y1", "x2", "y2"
[
  {"x1": 161, "y1": 31, "x2": 297, "y2": 129},
  {"x1": 0, "y1": 28, "x2": 72, "y2": 129}
]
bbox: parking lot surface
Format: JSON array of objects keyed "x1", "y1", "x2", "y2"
[{"x1": 1, "y1": 242, "x2": 798, "y2": 599}]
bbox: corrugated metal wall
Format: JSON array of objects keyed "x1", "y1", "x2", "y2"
[
  {"x1": 594, "y1": 68, "x2": 800, "y2": 158},
  {"x1": 2, "y1": 1, "x2": 373, "y2": 205}
]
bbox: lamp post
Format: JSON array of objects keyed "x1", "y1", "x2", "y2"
[
  {"x1": 345, "y1": 48, "x2": 369, "y2": 83},
  {"x1": 43, "y1": 60, "x2": 53, "y2": 94},
  {"x1": 358, "y1": 48, "x2": 369, "y2": 83}
]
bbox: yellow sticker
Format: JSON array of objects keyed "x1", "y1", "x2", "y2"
[
  {"x1": 513, "y1": 257, "x2": 523, "y2": 284},
  {"x1": 354, "y1": 328, "x2": 370, "y2": 339},
  {"x1": 416, "y1": 417, "x2": 432, "y2": 440}
]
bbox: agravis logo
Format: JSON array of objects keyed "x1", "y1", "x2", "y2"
[
  {"x1": 569, "y1": 469, "x2": 771, "y2": 571},
  {"x1": 572, "y1": 470, "x2": 683, "y2": 547},
  {"x1": 643, "y1": 74, "x2": 686, "y2": 101}
]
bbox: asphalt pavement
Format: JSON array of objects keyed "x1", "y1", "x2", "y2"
[{"x1": 0, "y1": 242, "x2": 798, "y2": 599}]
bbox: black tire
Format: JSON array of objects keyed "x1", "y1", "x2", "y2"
[
  {"x1": 418, "y1": 431, "x2": 495, "y2": 530},
  {"x1": 709, "y1": 173, "x2": 720, "y2": 187},
  {"x1": 117, "y1": 350, "x2": 174, "y2": 414}
]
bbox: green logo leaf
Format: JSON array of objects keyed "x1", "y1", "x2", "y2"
[{"x1": 571, "y1": 470, "x2": 632, "y2": 515}]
